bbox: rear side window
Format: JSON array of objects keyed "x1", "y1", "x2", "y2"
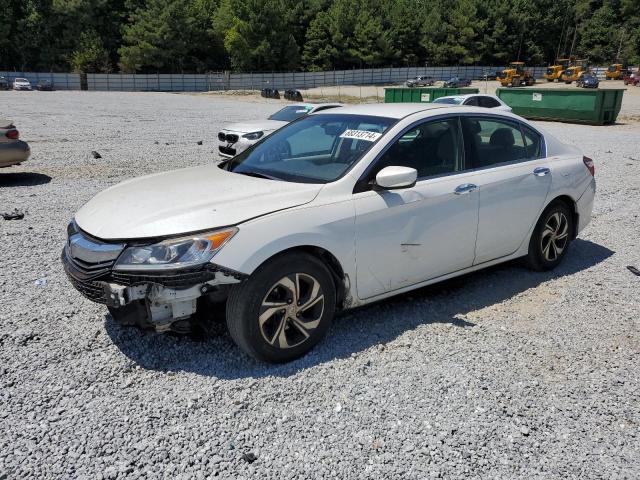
[
  {"x1": 478, "y1": 96, "x2": 501, "y2": 108},
  {"x1": 463, "y1": 97, "x2": 479, "y2": 106},
  {"x1": 461, "y1": 117, "x2": 527, "y2": 168},
  {"x1": 522, "y1": 125, "x2": 543, "y2": 159}
]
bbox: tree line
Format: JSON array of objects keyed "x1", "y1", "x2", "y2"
[{"x1": 1, "y1": 0, "x2": 639, "y2": 73}]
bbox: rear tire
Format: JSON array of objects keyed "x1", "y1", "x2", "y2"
[
  {"x1": 226, "y1": 253, "x2": 336, "y2": 363},
  {"x1": 525, "y1": 201, "x2": 574, "y2": 271}
]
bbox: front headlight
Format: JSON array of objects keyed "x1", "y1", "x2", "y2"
[
  {"x1": 114, "y1": 227, "x2": 238, "y2": 271},
  {"x1": 242, "y1": 131, "x2": 264, "y2": 140}
]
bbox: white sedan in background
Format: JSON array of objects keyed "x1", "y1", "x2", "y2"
[
  {"x1": 63, "y1": 104, "x2": 595, "y2": 363},
  {"x1": 433, "y1": 94, "x2": 512, "y2": 112},
  {"x1": 12, "y1": 78, "x2": 32, "y2": 91},
  {"x1": 217, "y1": 103, "x2": 341, "y2": 158}
]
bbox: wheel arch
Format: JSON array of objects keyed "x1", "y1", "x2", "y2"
[
  {"x1": 252, "y1": 245, "x2": 349, "y2": 310},
  {"x1": 544, "y1": 194, "x2": 579, "y2": 240}
]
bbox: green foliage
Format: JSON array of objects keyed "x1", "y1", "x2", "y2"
[
  {"x1": 70, "y1": 31, "x2": 111, "y2": 73},
  {"x1": 1, "y1": 0, "x2": 639, "y2": 72},
  {"x1": 220, "y1": 0, "x2": 300, "y2": 71}
]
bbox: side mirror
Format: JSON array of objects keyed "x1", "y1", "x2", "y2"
[{"x1": 375, "y1": 166, "x2": 417, "y2": 190}]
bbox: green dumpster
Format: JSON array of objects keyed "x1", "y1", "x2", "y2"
[
  {"x1": 384, "y1": 87, "x2": 479, "y2": 103},
  {"x1": 496, "y1": 88, "x2": 625, "y2": 125}
]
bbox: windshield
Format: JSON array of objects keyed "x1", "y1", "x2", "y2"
[
  {"x1": 226, "y1": 113, "x2": 396, "y2": 183},
  {"x1": 433, "y1": 97, "x2": 463, "y2": 105},
  {"x1": 268, "y1": 106, "x2": 313, "y2": 122},
  {"x1": 16, "y1": 78, "x2": 28, "y2": 82}
]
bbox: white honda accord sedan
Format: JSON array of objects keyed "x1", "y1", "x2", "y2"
[{"x1": 63, "y1": 104, "x2": 595, "y2": 363}]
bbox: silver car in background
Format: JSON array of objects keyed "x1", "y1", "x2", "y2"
[{"x1": 0, "y1": 120, "x2": 30, "y2": 167}]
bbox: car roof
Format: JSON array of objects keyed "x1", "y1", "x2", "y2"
[
  {"x1": 438, "y1": 93, "x2": 499, "y2": 100},
  {"x1": 313, "y1": 103, "x2": 528, "y2": 126},
  {"x1": 312, "y1": 103, "x2": 448, "y2": 119}
]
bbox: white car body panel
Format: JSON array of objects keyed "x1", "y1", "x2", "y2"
[
  {"x1": 75, "y1": 104, "x2": 595, "y2": 309},
  {"x1": 353, "y1": 174, "x2": 479, "y2": 299},
  {"x1": 470, "y1": 158, "x2": 552, "y2": 263},
  {"x1": 74, "y1": 164, "x2": 322, "y2": 239},
  {"x1": 222, "y1": 120, "x2": 287, "y2": 134}
]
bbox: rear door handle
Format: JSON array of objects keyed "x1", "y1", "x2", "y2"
[
  {"x1": 533, "y1": 167, "x2": 551, "y2": 177},
  {"x1": 454, "y1": 183, "x2": 478, "y2": 195}
]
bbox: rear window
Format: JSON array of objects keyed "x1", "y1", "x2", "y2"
[{"x1": 269, "y1": 106, "x2": 313, "y2": 122}]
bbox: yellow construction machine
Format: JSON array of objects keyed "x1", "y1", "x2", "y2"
[
  {"x1": 543, "y1": 58, "x2": 572, "y2": 82},
  {"x1": 605, "y1": 63, "x2": 627, "y2": 80},
  {"x1": 561, "y1": 59, "x2": 588, "y2": 84},
  {"x1": 497, "y1": 62, "x2": 536, "y2": 87}
]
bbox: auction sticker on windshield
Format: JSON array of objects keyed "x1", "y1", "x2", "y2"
[{"x1": 340, "y1": 129, "x2": 382, "y2": 141}]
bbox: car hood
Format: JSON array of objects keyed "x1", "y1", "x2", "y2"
[
  {"x1": 75, "y1": 165, "x2": 322, "y2": 240},
  {"x1": 222, "y1": 120, "x2": 288, "y2": 134}
]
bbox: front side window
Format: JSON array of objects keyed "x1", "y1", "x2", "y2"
[
  {"x1": 463, "y1": 96, "x2": 479, "y2": 106},
  {"x1": 461, "y1": 117, "x2": 527, "y2": 168},
  {"x1": 374, "y1": 118, "x2": 463, "y2": 179},
  {"x1": 226, "y1": 114, "x2": 396, "y2": 183}
]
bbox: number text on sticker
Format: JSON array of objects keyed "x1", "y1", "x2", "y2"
[{"x1": 340, "y1": 129, "x2": 382, "y2": 142}]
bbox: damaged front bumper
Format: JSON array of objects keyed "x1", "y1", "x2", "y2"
[{"x1": 62, "y1": 244, "x2": 246, "y2": 331}]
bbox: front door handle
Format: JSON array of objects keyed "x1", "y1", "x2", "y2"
[
  {"x1": 454, "y1": 183, "x2": 478, "y2": 195},
  {"x1": 533, "y1": 167, "x2": 551, "y2": 177}
]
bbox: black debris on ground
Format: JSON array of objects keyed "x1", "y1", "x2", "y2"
[
  {"x1": 1, "y1": 209, "x2": 25, "y2": 220},
  {"x1": 627, "y1": 266, "x2": 640, "y2": 277},
  {"x1": 242, "y1": 452, "x2": 257, "y2": 464},
  {"x1": 91, "y1": 151, "x2": 102, "y2": 159}
]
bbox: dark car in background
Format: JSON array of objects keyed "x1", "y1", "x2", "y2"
[
  {"x1": 443, "y1": 77, "x2": 472, "y2": 87},
  {"x1": 0, "y1": 77, "x2": 9, "y2": 90},
  {"x1": 36, "y1": 80, "x2": 54, "y2": 91},
  {"x1": 576, "y1": 74, "x2": 599, "y2": 89},
  {"x1": 405, "y1": 76, "x2": 435, "y2": 87}
]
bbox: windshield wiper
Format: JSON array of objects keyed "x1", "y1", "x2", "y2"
[{"x1": 235, "y1": 170, "x2": 280, "y2": 180}]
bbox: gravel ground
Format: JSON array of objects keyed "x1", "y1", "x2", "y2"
[{"x1": 1, "y1": 91, "x2": 639, "y2": 479}]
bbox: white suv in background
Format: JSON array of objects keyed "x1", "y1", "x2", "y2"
[{"x1": 218, "y1": 103, "x2": 341, "y2": 158}]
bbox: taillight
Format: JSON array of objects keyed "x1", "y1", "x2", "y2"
[
  {"x1": 5, "y1": 129, "x2": 19, "y2": 140},
  {"x1": 583, "y1": 156, "x2": 595, "y2": 176}
]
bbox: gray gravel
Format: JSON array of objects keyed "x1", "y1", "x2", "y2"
[{"x1": 1, "y1": 91, "x2": 639, "y2": 479}]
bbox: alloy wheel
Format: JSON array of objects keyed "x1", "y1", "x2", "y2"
[
  {"x1": 541, "y1": 212, "x2": 569, "y2": 262},
  {"x1": 258, "y1": 273, "x2": 325, "y2": 349}
]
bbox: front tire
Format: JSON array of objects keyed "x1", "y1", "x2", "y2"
[
  {"x1": 525, "y1": 202, "x2": 573, "y2": 271},
  {"x1": 226, "y1": 253, "x2": 336, "y2": 363}
]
